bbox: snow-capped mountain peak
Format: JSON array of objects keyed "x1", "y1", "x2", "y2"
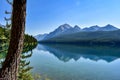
[
  {"x1": 98, "y1": 24, "x2": 118, "y2": 31},
  {"x1": 57, "y1": 24, "x2": 72, "y2": 31},
  {"x1": 74, "y1": 25, "x2": 81, "y2": 30},
  {"x1": 83, "y1": 25, "x2": 100, "y2": 31},
  {"x1": 34, "y1": 24, "x2": 119, "y2": 41}
]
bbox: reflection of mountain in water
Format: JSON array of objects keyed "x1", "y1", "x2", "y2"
[{"x1": 37, "y1": 44, "x2": 120, "y2": 62}]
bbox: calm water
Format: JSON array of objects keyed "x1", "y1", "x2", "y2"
[{"x1": 28, "y1": 44, "x2": 120, "y2": 80}]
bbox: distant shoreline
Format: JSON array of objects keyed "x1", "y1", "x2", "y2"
[{"x1": 39, "y1": 41, "x2": 120, "y2": 46}]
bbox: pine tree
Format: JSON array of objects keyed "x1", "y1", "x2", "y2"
[
  {"x1": 0, "y1": 0, "x2": 27, "y2": 79},
  {"x1": 0, "y1": 0, "x2": 38, "y2": 79},
  {"x1": 18, "y1": 50, "x2": 34, "y2": 80}
]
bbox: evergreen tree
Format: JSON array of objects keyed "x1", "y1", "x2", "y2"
[
  {"x1": 0, "y1": 0, "x2": 27, "y2": 79},
  {"x1": 0, "y1": 0, "x2": 37, "y2": 79}
]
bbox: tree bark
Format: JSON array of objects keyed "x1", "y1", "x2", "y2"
[{"x1": 0, "y1": 0, "x2": 27, "y2": 80}]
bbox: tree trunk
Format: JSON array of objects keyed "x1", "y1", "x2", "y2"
[{"x1": 0, "y1": 0, "x2": 27, "y2": 80}]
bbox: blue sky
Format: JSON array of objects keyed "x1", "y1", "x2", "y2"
[{"x1": 0, "y1": 0, "x2": 120, "y2": 35}]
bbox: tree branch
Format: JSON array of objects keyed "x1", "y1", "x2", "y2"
[{"x1": 6, "y1": 0, "x2": 13, "y2": 5}]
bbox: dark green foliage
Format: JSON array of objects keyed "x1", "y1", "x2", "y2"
[
  {"x1": 0, "y1": 26, "x2": 37, "y2": 44},
  {"x1": 0, "y1": 26, "x2": 37, "y2": 80},
  {"x1": 24, "y1": 34, "x2": 37, "y2": 43},
  {"x1": 0, "y1": 0, "x2": 38, "y2": 79},
  {"x1": 40, "y1": 30, "x2": 120, "y2": 45},
  {"x1": 18, "y1": 50, "x2": 33, "y2": 80},
  {"x1": 18, "y1": 43, "x2": 37, "y2": 80}
]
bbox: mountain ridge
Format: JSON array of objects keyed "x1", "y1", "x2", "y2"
[{"x1": 35, "y1": 24, "x2": 119, "y2": 42}]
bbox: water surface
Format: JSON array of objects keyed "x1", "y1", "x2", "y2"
[{"x1": 28, "y1": 44, "x2": 120, "y2": 80}]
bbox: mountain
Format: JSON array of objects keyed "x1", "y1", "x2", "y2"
[
  {"x1": 35, "y1": 24, "x2": 82, "y2": 40},
  {"x1": 0, "y1": 24, "x2": 2, "y2": 27},
  {"x1": 40, "y1": 30, "x2": 120, "y2": 45},
  {"x1": 82, "y1": 24, "x2": 118, "y2": 31},
  {"x1": 73, "y1": 25, "x2": 81, "y2": 31},
  {"x1": 98, "y1": 24, "x2": 118, "y2": 31},
  {"x1": 34, "y1": 34, "x2": 48, "y2": 41},
  {"x1": 35, "y1": 24, "x2": 119, "y2": 43},
  {"x1": 59, "y1": 25, "x2": 81, "y2": 35},
  {"x1": 0, "y1": 24, "x2": 4, "y2": 28},
  {"x1": 83, "y1": 25, "x2": 100, "y2": 31},
  {"x1": 43, "y1": 24, "x2": 72, "y2": 40},
  {"x1": 34, "y1": 24, "x2": 72, "y2": 40}
]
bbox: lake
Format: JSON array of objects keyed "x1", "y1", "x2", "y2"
[{"x1": 28, "y1": 43, "x2": 120, "y2": 80}]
